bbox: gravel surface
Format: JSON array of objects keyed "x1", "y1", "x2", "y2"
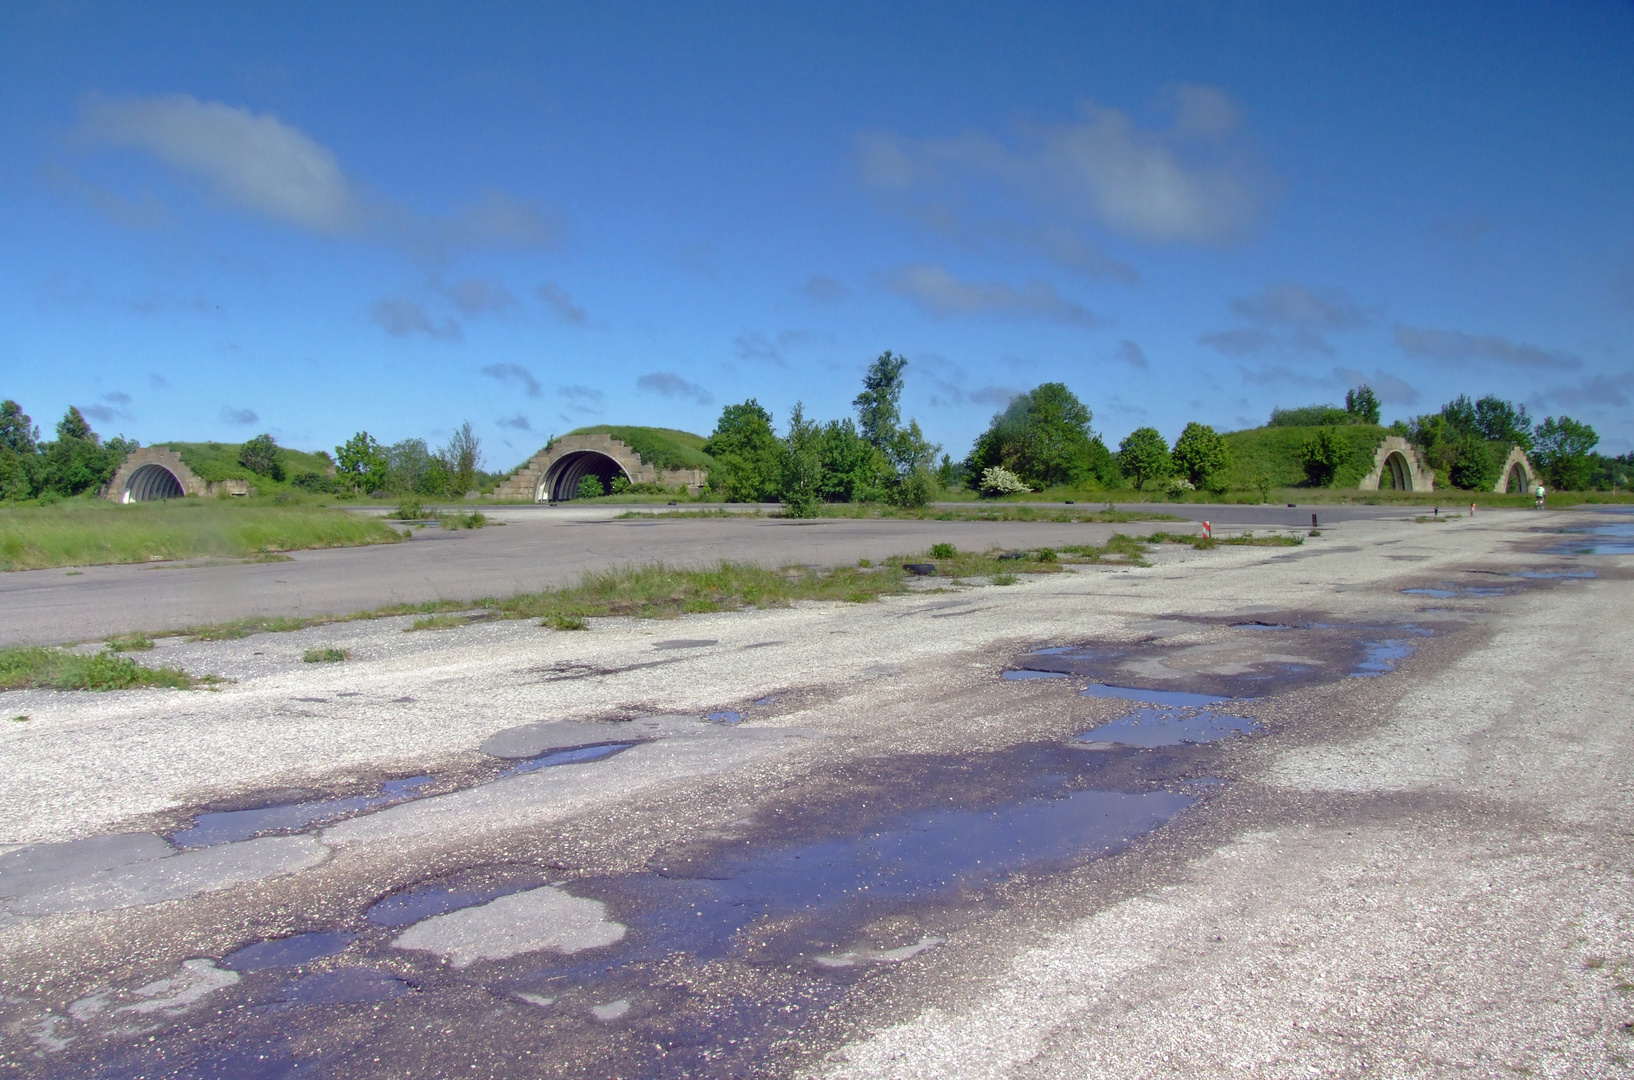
[{"x1": 0, "y1": 507, "x2": 1628, "y2": 1078}]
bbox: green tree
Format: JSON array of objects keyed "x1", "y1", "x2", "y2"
[
  {"x1": 439, "y1": 421, "x2": 481, "y2": 495},
  {"x1": 703, "y1": 399, "x2": 781, "y2": 502},
  {"x1": 964, "y1": 383, "x2": 1100, "y2": 490},
  {"x1": 336, "y1": 431, "x2": 388, "y2": 493},
  {"x1": 854, "y1": 350, "x2": 908, "y2": 452},
  {"x1": 1446, "y1": 431, "x2": 1499, "y2": 490},
  {"x1": 777, "y1": 402, "x2": 824, "y2": 517},
  {"x1": 1532, "y1": 415, "x2": 1598, "y2": 490},
  {"x1": 238, "y1": 433, "x2": 285, "y2": 481},
  {"x1": 1298, "y1": 427, "x2": 1348, "y2": 487},
  {"x1": 1269, "y1": 404, "x2": 1349, "y2": 427},
  {"x1": 1472, "y1": 395, "x2": 1533, "y2": 449},
  {"x1": 0, "y1": 448, "x2": 29, "y2": 501},
  {"x1": 1117, "y1": 427, "x2": 1172, "y2": 490},
  {"x1": 41, "y1": 407, "x2": 124, "y2": 496},
  {"x1": 0, "y1": 400, "x2": 39, "y2": 456},
  {"x1": 1344, "y1": 385, "x2": 1381, "y2": 425},
  {"x1": 1170, "y1": 422, "x2": 1229, "y2": 490},
  {"x1": 575, "y1": 474, "x2": 605, "y2": 500},
  {"x1": 815, "y1": 419, "x2": 891, "y2": 503}
]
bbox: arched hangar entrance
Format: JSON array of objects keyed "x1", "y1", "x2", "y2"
[
  {"x1": 122, "y1": 463, "x2": 185, "y2": 502},
  {"x1": 1381, "y1": 451, "x2": 1413, "y2": 491},
  {"x1": 539, "y1": 450, "x2": 630, "y2": 501}
]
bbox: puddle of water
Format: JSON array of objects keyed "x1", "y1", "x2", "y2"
[
  {"x1": 753, "y1": 695, "x2": 780, "y2": 705},
  {"x1": 1073, "y1": 708, "x2": 1260, "y2": 749},
  {"x1": 1001, "y1": 670, "x2": 1068, "y2": 680},
  {"x1": 267, "y1": 966, "x2": 413, "y2": 1006},
  {"x1": 500, "y1": 742, "x2": 635, "y2": 776},
  {"x1": 1401, "y1": 587, "x2": 1456, "y2": 598},
  {"x1": 168, "y1": 777, "x2": 434, "y2": 849},
  {"x1": 1078, "y1": 684, "x2": 1231, "y2": 708},
  {"x1": 223, "y1": 931, "x2": 356, "y2": 972},
  {"x1": 1402, "y1": 584, "x2": 1508, "y2": 598},
  {"x1": 1511, "y1": 569, "x2": 1596, "y2": 579},
  {"x1": 1352, "y1": 639, "x2": 1414, "y2": 676},
  {"x1": 1231, "y1": 622, "x2": 1294, "y2": 630},
  {"x1": 527, "y1": 782, "x2": 1199, "y2": 983},
  {"x1": 1547, "y1": 521, "x2": 1634, "y2": 555},
  {"x1": 366, "y1": 872, "x2": 549, "y2": 928},
  {"x1": 706, "y1": 710, "x2": 746, "y2": 724}
]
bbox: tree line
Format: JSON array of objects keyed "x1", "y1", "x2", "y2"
[{"x1": 0, "y1": 402, "x2": 138, "y2": 501}]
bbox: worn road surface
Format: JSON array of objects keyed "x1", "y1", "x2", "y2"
[
  {"x1": 0, "y1": 501, "x2": 1405, "y2": 647},
  {"x1": 0, "y1": 506, "x2": 1629, "y2": 1078}
]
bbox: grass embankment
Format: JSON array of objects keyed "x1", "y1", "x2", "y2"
[
  {"x1": 560, "y1": 426, "x2": 715, "y2": 471},
  {"x1": 162, "y1": 441, "x2": 335, "y2": 483},
  {"x1": 0, "y1": 646, "x2": 209, "y2": 691},
  {"x1": 0, "y1": 500, "x2": 403, "y2": 571}
]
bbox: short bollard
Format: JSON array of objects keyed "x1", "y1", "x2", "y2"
[{"x1": 1203, "y1": 521, "x2": 1212, "y2": 539}]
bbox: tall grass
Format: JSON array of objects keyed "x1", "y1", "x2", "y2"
[
  {"x1": 0, "y1": 500, "x2": 402, "y2": 571},
  {"x1": 0, "y1": 646, "x2": 205, "y2": 690}
]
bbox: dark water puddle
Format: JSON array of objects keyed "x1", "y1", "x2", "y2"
[
  {"x1": 168, "y1": 776, "x2": 434, "y2": 849},
  {"x1": 1511, "y1": 569, "x2": 1595, "y2": 579},
  {"x1": 1402, "y1": 583, "x2": 1508, "y2": 598},
  {"x1": 1352, "y1": 639, "x2": 1414, "y2": 676},
  {"x1": 501, "y1": 742, "x2": 636, "y2": 776},
  {"x1": 522, "y1": 783, "x2": 1197, "y2": 987},
  {"x1": 1000, "y1": 669, "x2": 1068, "y2": 680},
  {"x1": 265, "y1": 966, "x2": 414, "y2": 1007},
  {"x1": 1080, "y1": 684, "x2": 1231, "y2": 708},
  {"x1": 224, "y1": 931, "x2": 356, "y2": 972},
  {"x1": 366, "y1": 869, "x2": 551, "y2": 927},
  {"x1": 1074, "y1": 708, "x2": 1260, "y2": 749},
  {"x1": 1547, "y1": 520, "x2": 1634, "y2": 555},
  {"x1": 1232, "y1": 621, "x2": 1294, "y2": 630},
  {"x1": 706, "y1": 710, "x2": 745, "y2": 724}
]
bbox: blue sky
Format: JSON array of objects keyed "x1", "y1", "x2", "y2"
[{"x1": 3, "y1": 1, "x2": 1632, "y2": 469}]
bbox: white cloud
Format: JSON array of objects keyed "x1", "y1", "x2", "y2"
[
  {"x1": 496, "y1": 414, "x2": 532, "y2": 431},
  {"x1": 1202, "y1": 283, "x2": 1372, "y2": 357},
  {"x1": 884, "y1": 263, "x2": 1099, "y2": 325},
  {"x1": 101, "y1": 391, "x2": 132, "y2": 405},
  {"x1": 1393, "y1": 325, "x2": 1583, "y2": 371},
  {"x1": 559, "y1": 384, "x2": 603, "y2": 403},
  {"x1": 859, "y1": 85, "x2": 1267, "y2": 247},
  {"x1": 637, "y1": 372, "x2": 713, "y2": 405},
  {"x1": 373, "y1": 298, "x2": 462, "y2": 341},
  {"x1": 220, "y1": 406, "x2": 258, "y2": 425},
  {"x1": 75, "y1": 94, "x2": 558, "y2": 260},
  {"x1": 481, "y1": 363, "x2": 542, "y2": 396},
  {"x1": 538, "y1": 283, "x2": 587, "y2": 325},
  {"x1": 733, "y1": 329, "x2": 832, "y2": 367},
  {"x1": 1538, "y1": 372, "x2": 1634, "y2": 410}
]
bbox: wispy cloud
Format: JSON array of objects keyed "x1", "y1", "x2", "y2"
[
  {"x1": 1201, "y1": 283, "x2": 1372, "y2": 358},
  {"x1": 538, "y1": 282, "x2": 587, "y2": 325},
  {"x1": 969, "y1": 385, "x2": 1021, "y2": 406},
  {"x1": 733, "y1": 329, "x2": 832, "y2": 368},
  {"x1": 803, "y1": 276, "x2": 851, "y2": 304},
  {"x1": 74, "y1": 94, "x2": 559, "y2": 262},
  {"x1": 372, "y1": 297, "x2": 462, "y2": 340},
  {"x1": 1537, "y1": 371, "x2": 1634, "y2": 410},
  {"x1": 437, "y1": 278, "x2": 516, "y2": 318},
  {"x1": 1332, "y1": 367, "x2": 1419, "y2": 405},
  {"x1": 481, "y1": 363, "x2": 542, "y2": 396},
  {"x1": 1393, "y1": 325, "x2": 1582, "y2": 371},
  {"x1": 101, "y1": 391, "x2": 132, "y2": 406},
  {"x1": 1112, "y1": 340, "x2": 1149, "y2": 370},
  {"x1": 884, "y1": 263, "x2": 1099, "y2": 325},
  {"x1": 860, "y1": 83, "x2": 1267, "y2": 256},
  {"x1": 496, "y1": 413, "x2": 532, "y2": 431},
  {"x1": 220, "y1": 406, "x2": 258, "y2": 425},
  {"x1": 637, "y1": 372, "x2": 713, "y2": 405},
  {"x1": 148, "y1": 373, "x2": 170, "y2": 390}
]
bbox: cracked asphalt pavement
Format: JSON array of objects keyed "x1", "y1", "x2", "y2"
[{"x1": 0, "y1": 506, "x2": 1629, "y2": 1078}]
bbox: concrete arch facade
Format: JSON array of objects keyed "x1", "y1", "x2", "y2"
[
  {"x1": 493, "y1": 434, "x2": 709, "y2": 502},
  {"x1": 104, "y1": 447, "x2": 251, "y2": 502},
  {"x1": 1495, "y1": 446, "x2": 1539, "y2": 494},
  {"x1": 1357, "y1": 436, "x2": 1436, "y2": 492}
]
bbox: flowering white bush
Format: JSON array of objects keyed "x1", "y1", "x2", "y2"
[
  {"x1": 979, "y1": 466, "x2": 1030, "y2": 497},
  {"x1": 1164, "y1": 475, "x2": 1196, "y2": 498}
]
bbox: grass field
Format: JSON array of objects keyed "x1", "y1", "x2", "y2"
[
  {"x1": 0, "y1": 499, "x2": 403, "y2": 571},
  {"x1": 0, "y1": 646, "x2": 209, "y2": 691}
]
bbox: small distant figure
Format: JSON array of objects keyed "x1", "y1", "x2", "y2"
[
  {"x1": 1535, "y1": 483, "x2": 1546, "y2": 510},
  {"x1": 1470, "y1": 502, "x2": 1476, "y2": 516}
]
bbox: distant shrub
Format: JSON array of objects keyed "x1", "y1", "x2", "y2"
[
  {"x1": 388, "y1": 500, "x2": 425, "y2": 520},
  {"x1": 302, "y1": 647, "x2": 350, "y2": 663},
  {"x1": 978, "y1": 466, "x2": 1030, "y2": 497},
  {"x1": 891, "y1": 464, "x2": 938, "y2": 508},
  {"x1": 1164, "y1": 476, "x2": 1196, "y2": 498},
  {"x1": 1298, "y1": 428, "x2": 1349, "y2": 486},
  {"x1": 238, "y1": 434, "x2": 285, "y2": 481},
  {"x1": 576, "y1": 475, "x2": 605, "y2": 499},
  {"x1": 609, "y1": 475, "x2": 631, "y2": 495},
  {"x1": 929, "y1": 543, "x2": 957, "y2": 559},
  {"x1": 1270, "y1": 405, "x2": 1351, "y2": 428},
  {"x1": 291, "y1": 472, "x2": 338, "y2": 493}
]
